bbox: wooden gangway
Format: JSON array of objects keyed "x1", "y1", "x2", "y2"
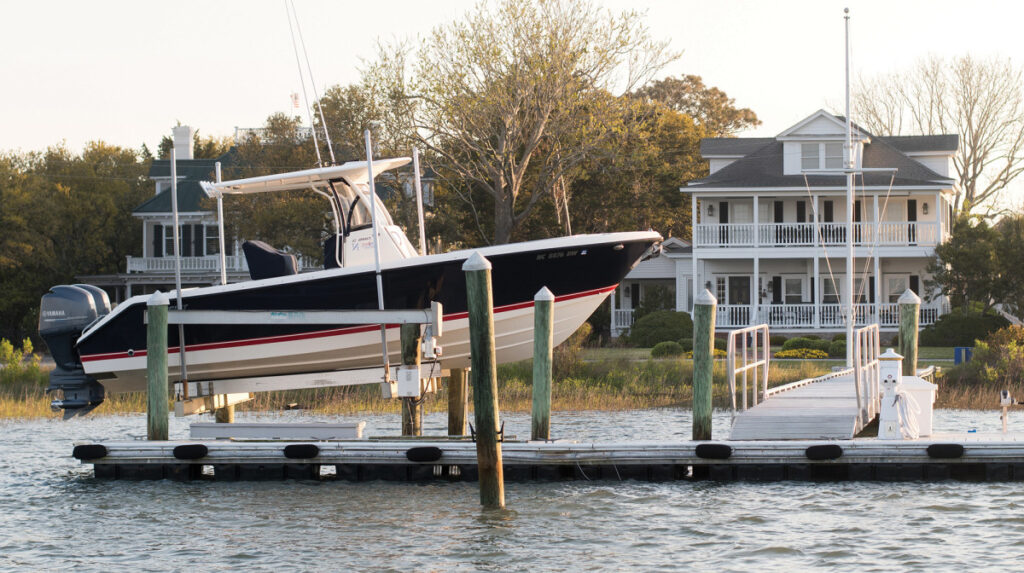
[{"x1": 727, "y1": 324, "x2": 883, "y2": 441}]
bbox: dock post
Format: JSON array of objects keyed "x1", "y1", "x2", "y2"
[
  {"x1": 898, "y1": 289, "x2": 921, "y2": 377},
  {"x1": 146, "y1": 291, "x2": 169, "y2": 441},
  {"x1": 448, "y1": 367, "x2": 468, "y2": 436},
  {"x1": 692, "y1": 289, "x2": 717, "y2": 441},
  {"x1": 532, "y1": 287, "x2": 554, "y2": 441},
  {"x1": 463, "y1": 252, "x2": 505, "y2": 509},
  {"x1": 401, "y1": 323, "x2": 423, "y2": 436},
  {"x1": 214, "y1": 405, "x2": 234, "y2": 424}
]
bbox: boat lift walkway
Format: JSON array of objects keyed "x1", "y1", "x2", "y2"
[{"x1": 726, "y1": 324, "x2": 887, "y2": 441}]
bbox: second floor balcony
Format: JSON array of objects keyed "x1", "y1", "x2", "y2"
[
  {"x1": 126, "y1": 254, "x2": 321, "y2": 275},
  {"x1": 694, "y1": 221, "x2": 940, "y2": 249}
]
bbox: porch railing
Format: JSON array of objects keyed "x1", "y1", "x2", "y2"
[
  {"x1": 695, "y1": 221, "x2": 939, "y2": 248},
  {"x1": 710, "y1": 302, "x2": 943, "y2": 328},
  {"x1": 126, "y1": 254, "x2": 321, "y2": 274}
]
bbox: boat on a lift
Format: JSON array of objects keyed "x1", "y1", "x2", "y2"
[{"x1": 39, "y1": 157, "x2": 661, "y2": 417}]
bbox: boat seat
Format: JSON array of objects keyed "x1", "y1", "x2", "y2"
[
  {"x1": 242, "y1": 240, "x2": 298, "y2": 280},
  {"x1": 323, "y1": 235, "x2": 341, "y2": 269}
]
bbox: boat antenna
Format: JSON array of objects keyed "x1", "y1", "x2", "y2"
[
  {"x1": 412, "y1": 148, "x2": 428, "y2": 256},
  {"x1": 285, "y1": 0, "x2": 323, "y2": 167},
  {"x1": 844, "y1": 6, "x2": 855, "y2": 366},
  {"x1": 288, "y1": 0, "x2": 337, "y2": 165},
  {"x1": 170, "y1": 148, "x2": 189, "y2": 398}
]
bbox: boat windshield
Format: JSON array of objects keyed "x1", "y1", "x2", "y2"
[{"x1": 331, "y1": 180, "x2": 395, "y2": 233}]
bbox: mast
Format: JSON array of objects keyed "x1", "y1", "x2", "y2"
[{"x1": 844, "y1": 7, "x2": 855, "y2": 367}]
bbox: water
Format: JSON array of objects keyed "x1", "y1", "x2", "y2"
[{"x1": 2, "y1": 408, "x2": 1023, "y2": 571}]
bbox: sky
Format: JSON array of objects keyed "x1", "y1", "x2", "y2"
[{"x1": 3, "y1": 0, "x2": 1024, "y2": 190}]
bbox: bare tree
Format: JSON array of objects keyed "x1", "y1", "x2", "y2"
[
  {"x1": 854, "y1": 55, "x2": 1024, "y2": 215},
  {"x1": 372, "y1": 0, "x2": 676, "y2": 244}
]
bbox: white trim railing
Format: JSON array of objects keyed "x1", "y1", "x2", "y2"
[
  {"x1": 853, "y1": 324, "x2": 881, "y2": 425},
  {"x1": 612, "y1": 309, "x2": 635, "y2": 334},
  {"x1": 726, "y1": 324, "x2": 771, "y2": 420},
  {"x1": 714, "y1": 303, "x2": 941, "y2": 328},
  {"x1": 127, "y1": 254, "x2": 321, "y2": 274},
  {"x1": 695, "y1": 221, "x2": 940, "y2": 248}
]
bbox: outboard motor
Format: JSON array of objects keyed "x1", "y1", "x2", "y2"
[{"x1": 38, "y1": 285, "x2": 108, "y2": 418}]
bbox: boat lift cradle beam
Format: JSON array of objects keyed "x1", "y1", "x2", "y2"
[{"x1": 144, "y1": 303, "x2": 444, "y2": 416}]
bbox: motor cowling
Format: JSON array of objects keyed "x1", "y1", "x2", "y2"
[{"x1": 38, "y1": 285, "x2": 107, "y2": 418}]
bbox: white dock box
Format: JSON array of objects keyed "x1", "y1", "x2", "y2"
[{"x1": 901, "y1": 376, "x2": 937, "y2": 436}]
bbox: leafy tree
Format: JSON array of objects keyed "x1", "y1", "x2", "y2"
[
  {"x1": 927, "y1": 216, "x2": 1002, "y2": 313},
  {"x1": 634, "y1": 75, "x2": 760, "y2": 137},
  {"x1": 374, "y1": 0, "x2": 677, "y2": 244},
  {"x1": 854, "y1": 55, "x2": 1024, "y2": 215}
]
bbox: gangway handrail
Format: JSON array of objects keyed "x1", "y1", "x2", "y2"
[
  {"x1": 727, "y1": 324, "x2": 770, "y2": 421},
  {"x1": 853, "y1": 324, "x2": 881, "y2": 425}
]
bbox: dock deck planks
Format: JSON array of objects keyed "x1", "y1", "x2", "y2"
[{"x1": 730, "y1": 373, "x2": 868, "y2": 440}]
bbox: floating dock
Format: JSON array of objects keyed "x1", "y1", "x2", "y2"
[{"x1": 73, "y1": 433, "x2": 1024, "y2": 482}]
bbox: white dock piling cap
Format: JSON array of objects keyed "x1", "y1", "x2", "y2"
[
  {"x1": 880, "y1": 348, "x2": 904, "y2": 360},
  {"x1": 462, "y1": 251, "x2": 492, "y2": 271},
  {"x1": 147, "y1": 290, "x2": 170, "y2": 307},
  {"x1": 897, "y1": 289, "x2": 921, "y2": 305},
  {"x1": 696, "y1": 288, "x2": 718, "y2": 306},
  {"x1": 535, "y1": 287, "x2": 555, "y2": 302}
]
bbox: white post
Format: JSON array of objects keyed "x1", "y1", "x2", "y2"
[
  {"x1": 844, "y1": 9, "x2": 855, "y2": 367},
  {"x1": 610, "y1": 285, "x2": 618, "y2": 337},
  {"x1": 878, "y1": 348, "x2": 904, "y2": 439},
  {"x1": 873, "y1": 193, "x2": 881, "y2": 323},
  {"x1": 170, "y1": 148, "x2": 188, "y2": 393},
  {"x1": 692, "y1": 194, "x2": 699, "y2": 313},
  {"x1": 364, "y1": 130, "x2": 390, "y2": 383},
  {"x1": 215, "y1": 162, "x2": 227, "y2": 286},
  {"x1": 412, "y1": 148, "x2": 428, "y2": 257},
  {"x1": 813, "y1": 255, "x2": 820, "y2": 329},
  {"x1": 752, "y1": 195, "x2": 759, "y2": 326}
]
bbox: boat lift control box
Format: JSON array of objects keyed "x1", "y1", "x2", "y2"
[{"x1": 397, "y1": 365, "x2": 422, "y2": 398}]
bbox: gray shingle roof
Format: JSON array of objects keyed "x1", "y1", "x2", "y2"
[
  {"x1": 132, "y1": 181, "x2": 210, "y2": 214},
  {"x1": 701, "y1": 138, "x2": 775, "y2": 156},
  {"x1": 878, "y1": 134, "x2": 959, "y2": 153},
  {"x1": 689, "y1": 136, "x2": 954, "y2": 189}
]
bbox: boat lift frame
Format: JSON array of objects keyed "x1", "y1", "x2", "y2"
[{"x1": 145, "y1": 303, "x2": 444, "y2": 416}]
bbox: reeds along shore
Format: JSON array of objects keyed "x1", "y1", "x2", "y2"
[{"x1": 1, "y1": 357, "x2": 1010, "y2": 420}]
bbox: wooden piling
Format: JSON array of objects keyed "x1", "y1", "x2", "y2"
[
  {"x1": 146, "y1": 291, "x2": 169, "y2": 441},
  {"x1": 531, "y1": 287, "x2": 554, "y2": 441},
  {"x1": 401, "y1": 323, "x2": 423, "y2": 437},
  {"x1": 692, "y1": 289, "x2": 717, "y2": 441},
  {"x1": 448, "y1": 367, "x2": 468, "y2": 436},
  {"x1": 463, "y1": 252, "x2": 505, "y2": 509},
  {"x1": 214, "y1": 405, "x2": 234, "y2": 424},
  {"x1": 898, "y1": 289, "x2": 921, "y2": 377}
]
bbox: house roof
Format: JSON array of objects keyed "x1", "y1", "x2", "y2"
[
  {"x1": 133, "y1": 180, "x2": 210, "y2": 214},
  {"x1": 148, "y1": 157, "x2": 224, "y2": 180},
  {"x1": 690, "y1": 119, "x2": 958, "y2": 190}
]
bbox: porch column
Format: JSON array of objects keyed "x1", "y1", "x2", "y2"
[
  {"x1": 692, "y1": 194, "x2": 699, "y2": 314},
  {"x1": 610, "y1": 285, "x2": 618, "y2": 337},
  {"x1": 935, "y1": 190, "x2": 943, "y2": 241},
  {"x1": 752, "y1": 195, "x2": 759, "y2": 325},
  {"x1": 813, "y1": 255, "x2": 820, "y2": 329},
  {"x1": 874, "y1": 194, "x2": 881, "y2": 323}
]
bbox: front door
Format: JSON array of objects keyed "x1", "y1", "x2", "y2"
[
  {"x1": 907, "y1": 199, "x2": 918, "y2": 244},
  {"x1": 719, "y1": 202, "x2": 729, "y2": 244},
  {"x1": 728, "y1": 276, "x2": 751, "y2": 305}
]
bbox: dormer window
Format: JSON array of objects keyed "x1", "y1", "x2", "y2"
[{"x1": 801, "y1": 142, "x2": 846, "y2": 171}]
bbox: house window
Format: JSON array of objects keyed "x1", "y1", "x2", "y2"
[
  {"x1": 784, "y1": 278, "x2": 803, "y2": 304},
  {"x1": 825, "y1": 142, "x2": 844, "y2": 168},
  {"x1": 205, "y1": 225, "x2": 220, "y2": 255},
  {"x1": 716, "y1": 277, "x2": 726, "y2": 303},
  {"x1": 801, "y1": 143, "x2": 819, "y2": 170},
  {"x1": 823, "y1": 279, "x2": 839, "y2": 304},
  {"x1": 801, "y1": 142, "x2": 845, "y2": 171},
  {"x1": 887, "y1": 275, "x2": 908, "y2": 303},
  {"x1": 164, "y1": 226, "x2": 175, "y2": 257}
]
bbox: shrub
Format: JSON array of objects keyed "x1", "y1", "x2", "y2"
[
  {"x1": 832, "y1": 333, "x2": 846, "y2": 342},
  {"x1": 828, "y1": 339, "x2": 846, "y2": 357},
  {"x1": 774, "y1": 348, "x2": 829, "y2": 359},
  {"x1": 677, "y1": 338, "x2": 694, "y2": 352},
  {"x1": 554, "y1": 322, "x2": 592, "y2": 379},
  {"x1": 714, "y1": 337, "x2": 727, "y2": 351},
  {"x1": 944, "y1": 325, "x2": 1024, "y2": 387},
  {"x1": 782, "y1": 337, "x2": 831, "y2": 353},
  {"x1": 685, "y1": 348, "x2": 727, "y2": 358},
  {"x1": 626, "y1": 310, "x2": 693, "y2": 348},
  {"x1": 651, "y1": 341, "x2": 684, "y2": 358},
  {"x1": 920, "y1": 310, "x2": 1010, "y2": 347},
  {"x1": 0, "y1": 338, "x2": 45, "y2": 386},
  {"x1": 769, "y1": 335, "x2": 788, "y2": 346}
]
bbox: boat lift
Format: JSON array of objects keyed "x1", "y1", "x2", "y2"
[{"x1": 149, "y1": 302, "x2": 445, "y2": 417}]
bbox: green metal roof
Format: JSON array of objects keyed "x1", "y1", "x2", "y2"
[{"x1": 132, "y1": 180, "x2": 211, "y2": 214}]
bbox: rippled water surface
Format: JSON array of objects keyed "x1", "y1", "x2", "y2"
[{"x1": 3, "y1": 409, "x2": 1023, "y2": 571}]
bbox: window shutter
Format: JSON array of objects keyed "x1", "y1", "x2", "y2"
[
  {"x1": 772, "y1": 276, "x2": 782, "y2": 304},
  {"x1": 152, "y1": 224, "x2": 163, "y2": 257},
  {"x1": 910, "y1": 275, "x2": 919, "y2": 295}
]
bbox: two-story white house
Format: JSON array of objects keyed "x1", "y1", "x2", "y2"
[{"x1": 611, "y1": 110, "x2": 957, "y2": 337}]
